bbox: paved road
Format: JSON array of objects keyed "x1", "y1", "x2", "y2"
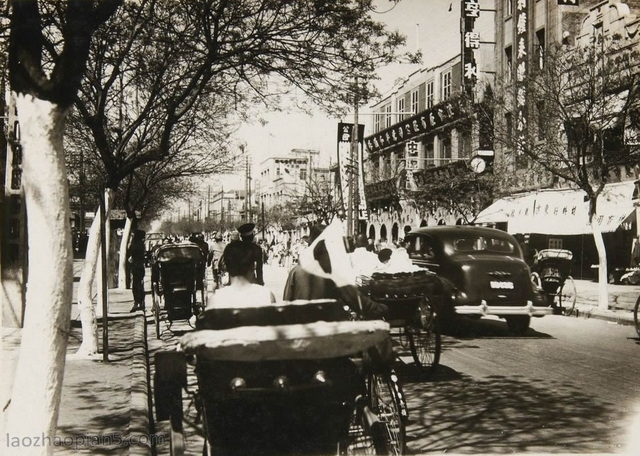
[{"x1": 149, "y1": 264, "x2": 640, "y2": 455}]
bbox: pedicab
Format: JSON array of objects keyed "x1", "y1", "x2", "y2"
[
  {"x1": 358, "y1": 269, "x2": 442, "y2": 374},
  {"x1": 530, "y1": 249, "x2": 577, "y2": 315},
  {"x1": 150, "y1": 242, "x2": 207, "y2": 338},
  {"x1": 154, "y1": 298, "x2": 408, "y2": 456}
]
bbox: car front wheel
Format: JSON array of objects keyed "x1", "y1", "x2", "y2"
[{"x1": 505, "y1": 315, "x2": 530, "y2": 336}]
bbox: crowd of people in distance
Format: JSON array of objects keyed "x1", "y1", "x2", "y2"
[{"x1": 126, "y1": 221, "x2": 417, "y2": 319}]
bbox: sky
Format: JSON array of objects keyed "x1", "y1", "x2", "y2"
[{"x1": 208, "y1": 0, "x2": 460, "y2": 191}]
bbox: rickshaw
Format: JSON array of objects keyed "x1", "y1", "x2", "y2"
[
  {"x1": 150, "y1": 243, "x2": 207, "y2": 338},
  {"x1": 154, "y1": 298, "x2": 407, "y2": 456},
  {"x1": 530, "y1": 249, "x2": 577, "y2": 316},
  {"x1": 358, "y1": 269, "x2": 442, "y2": 374}
]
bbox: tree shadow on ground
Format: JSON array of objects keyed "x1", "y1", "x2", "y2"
[{"x1": 398, "y1": 365, "x2": 622, "y2": 454}]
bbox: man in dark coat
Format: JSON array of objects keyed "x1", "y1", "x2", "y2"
[
  {"x1": 127, "y1": 229, "x2": 146, "y2": 312},
  {"x1": 237, "y1": 222, "x2": 264, "y2": 285}
]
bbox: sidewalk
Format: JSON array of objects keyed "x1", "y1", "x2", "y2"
[
  {"x1": 2, "y1": 263, "x2": 638, "y2": 455},
  {"x1": 573, "y1": 279, "x2": 638, "y2": 325},
  {"x1": 2, "y1": 260, "x2": 151, "y2": 455}
]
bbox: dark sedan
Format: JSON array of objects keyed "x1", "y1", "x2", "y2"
[{"x1": 404, "y1": 225, "x2": 551, "y2": 335}]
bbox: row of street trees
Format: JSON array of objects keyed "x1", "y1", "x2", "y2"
[{"x1": 5, "y1": 0, "x2": 418, "y2": 452}]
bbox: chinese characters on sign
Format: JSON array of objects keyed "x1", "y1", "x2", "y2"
[
  {"x1": 364, "y1": 99, "x2": 460, "y2": 154},
  {"x1": 515, "y1": 0, "x2": 528, "y2": 158},
  {"x1": 462, "y1": 0, "x2": 480, "y2": 95},
  {"x1": 337, "y1": 122, "x2": 368, "y2": 220}
]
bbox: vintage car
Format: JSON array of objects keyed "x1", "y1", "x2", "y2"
[{"x1": 404, "y1": 225, "x2": 551, "y2": 335}]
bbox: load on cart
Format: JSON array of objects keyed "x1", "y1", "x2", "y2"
[
  {"x1": 358, "y1": 269, "x2": 443, "y2": 373},
  {"x1": 150, "y1": 243, "x2": 207, "y2": 338},
  {"x1": 154, "y1": 298, "x2": 408, "y2": 455}
]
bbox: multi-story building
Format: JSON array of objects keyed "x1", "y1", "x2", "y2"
[
  {"x1": 363, "y1": 0, "x2": 496, "y2": 243},
  {"x1": 362, "y1": 0, "x2": 639, "y2": 280},
  {"x1": 257, "y1": 150, "x2": 319, "y2": 209},
  {"x1": 477, "y1": 0, "x2": 640, "y2": 279}
]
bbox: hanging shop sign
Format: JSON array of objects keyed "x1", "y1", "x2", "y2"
[
  {"x1": 364, "y1": 98, "x2": 462, "y2": 154},
  {"x1": 462, "y1": 0, "x2": 480, "y2": 95},
  {"x1": 515, "y1": 0, "x2": 529, "y2": 159},
  {"x1": 337, "y1": 122, "x2": 367, "y2": 220}
]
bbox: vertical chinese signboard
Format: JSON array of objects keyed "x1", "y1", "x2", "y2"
[
  {"x1": 337, "y1": 122, "x2": 367, "y2": 220},
  {"x1": 462, "y1": 0, "x2": 480, "y2": 97},
  {"x1": 515, "y1": 0, "x2": 529, "y2": 162}
]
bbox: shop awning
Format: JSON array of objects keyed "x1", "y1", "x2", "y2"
[{"x1": 475, "y1": 181, "x2": 638, "y2": 235}]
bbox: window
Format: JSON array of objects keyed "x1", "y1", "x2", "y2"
[
  {"x1": 300, "y1": 168, "x2": 307, "y2": 180},
  {"x1": 440, "y1": 135, "x2": 451, "y2": 165},
  {"x1": 536, "y1": 28, "x2": 546, "y2": 69},
  {"x1": 397, "y1": 97, "x2": 405, "y2": 121},
  {"x1": 505, "y1": 111, "x2": 513, "y2": 137},
  {"x1": 506, "y1": 0, "x2": 513, "y2": 17},
  {"x1": 425, "y1": 139, "x2": 435, "y2": 167},
  {"x1": 505, "y1": 46, "x2": 513, "y2": 82},
  {"x1": 385, "y1": 104, "x2": 392, "y2": 128},
  {"x1": 549, "y1": 238, "x2": 563, "y2": 250},
  {"x1": 441, "y1": 71, "x2": 452, "y2": 100},
  {"x1": 411, "y1": 89, "x2": 419, "y2": 115},
  {"x1": 426, "y1": 81, "x2": 434, "y2": 108},
  {"x1": 374, "y1": 112, "x2": 382, "y2": 132}
]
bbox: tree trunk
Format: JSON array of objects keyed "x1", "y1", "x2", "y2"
[
  {"x1": 6, "y1": 95, "x2": 73, "y2": 455},
  {"x1": 592, "y1": 221, "x2": 609, "y2": 310},
  {"x1": 75, "y1": 188, "x2": 114, "y2": 357},
  {"x1": 117, "y1": 217, "x2": 133, "y2": 289}
]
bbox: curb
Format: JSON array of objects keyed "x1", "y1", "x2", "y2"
[
  {"x1": 129, "y1": 313, "x2": 152, "y2": 456},
  {"x1": 574, "y1": 304, "x2": 635, "y2": 326}
]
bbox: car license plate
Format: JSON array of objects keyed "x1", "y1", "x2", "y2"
[{"x1": 489, "y1": 280, "x2": 514, "y2": 290}]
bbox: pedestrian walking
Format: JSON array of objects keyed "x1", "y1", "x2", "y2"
[{"x1": 127, "y1": 229, "x2": 146, "y2": 312}]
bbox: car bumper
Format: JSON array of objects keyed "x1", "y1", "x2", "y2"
[{"x1": 454, "y1": 300, "x2": 553, "y2": 317}]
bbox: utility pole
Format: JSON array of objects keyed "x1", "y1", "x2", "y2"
[{"x1": 348, "y1": 76, "x2": 360, "y2": 237}]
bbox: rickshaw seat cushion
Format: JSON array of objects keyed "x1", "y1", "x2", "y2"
[
  {"x1": 198, "y1": 299, "x2": 350, "y2": 330},
  {"x1": 179, "y1": 320, "x2": 390, "y2": 361}
]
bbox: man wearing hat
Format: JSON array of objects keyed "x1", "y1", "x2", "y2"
[{"x1": 237, "y1": 222, "x2": 264, "y2": 285}]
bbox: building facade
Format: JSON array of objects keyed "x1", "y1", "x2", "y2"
[{"x1": 362, "y1": 0, "x2": 497, "y2": 243}]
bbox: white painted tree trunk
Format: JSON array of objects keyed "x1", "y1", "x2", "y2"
[
  {"x1": 117, "y1": 217, "x2": 133, "y2": 289},
  {"x1": 592, "y1": 221, "x2": 610, "y2": 310},
  {"x1": 75, "y1": 189, "x2": 114, "y2": 357},
  {"x1": 5, "y1": 95, "x2": 73, "y2": 455}
]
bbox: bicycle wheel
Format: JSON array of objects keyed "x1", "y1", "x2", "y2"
[
  {"x1": 407, "y1": 302, "x2": 441, "y2": 373},
  {"x1": 368, "y1": 373, "x2": 406, "y2": 455},
  {"x1": 634, "y1": 294, "x2": 640, "y2": 338},
  {"x1": 559, "y1": 276, "x2": 577, "y2": 316}
]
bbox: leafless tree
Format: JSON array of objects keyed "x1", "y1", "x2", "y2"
[{"x1": 481, "y1": 36, "x2": 640, "y2": 309}]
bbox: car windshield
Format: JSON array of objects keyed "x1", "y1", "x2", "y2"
[{"x1": 453, "y1": 236, "x2": 517, "y2": 254}]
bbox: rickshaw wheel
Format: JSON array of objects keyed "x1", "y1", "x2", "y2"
[
  {"x1": 558, "y1": 276, "x2": 577, "y2": 316},
  {"x1": 407, "y1": 303, "x2": 441, "y2": 373},
  {"x1": 530, "y1": 272, "x2": 542, "y2": 290},
  {"x1": 633, "y1": 294, "x2": 640, "y2": 338},
  {"x1": 153, "y1": 305, "x2": 161, "y2": 339},
  {"x1": 338, "y1": 405, "x2": 378, "y2": 455},
  {"x1": 152, "y1": 289, "x2": 161, "y2": 339},
  {"x1": 368, "y1": 373, "x2": 406, "y2": 455}
]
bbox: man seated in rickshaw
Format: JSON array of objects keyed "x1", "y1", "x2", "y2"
[{"x1": 207, "y1": 240, "x2": 276, "y2": 308}]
